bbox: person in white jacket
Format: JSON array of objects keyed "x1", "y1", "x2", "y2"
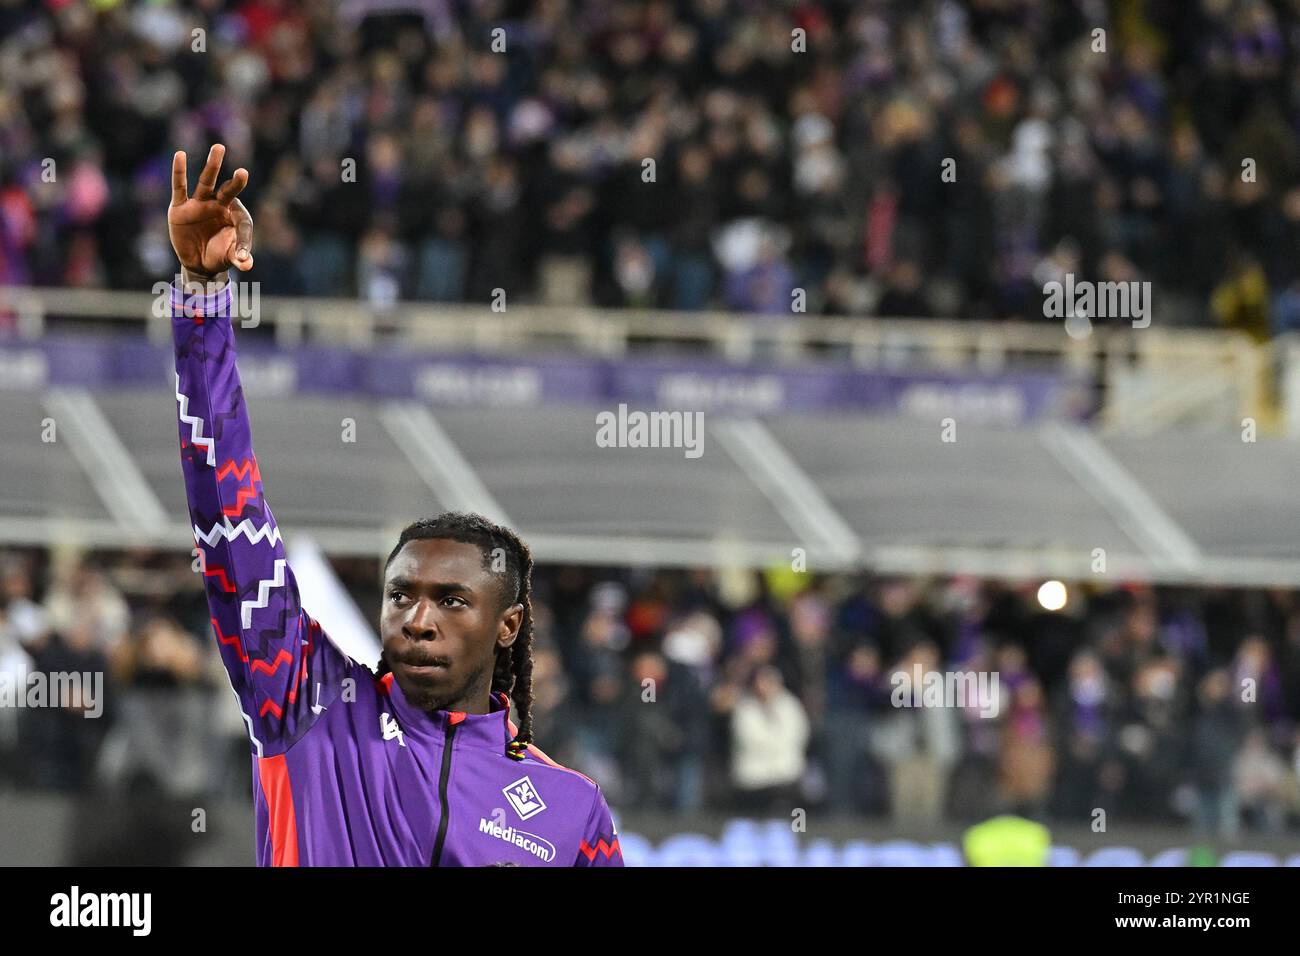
[{"x1": 730, "y1": 665, "x2": 810, "y2": 814}]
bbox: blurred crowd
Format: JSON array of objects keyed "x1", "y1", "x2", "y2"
[
  {"x1": 0, "y1": 547, "x2": 247, "y2": 799},
  {"x1": 4, "y1": 544, "x2": 1300, "y2": 838},
  {"x1": 4, "y1": 0, "x2": 1300, "y2": 336}
]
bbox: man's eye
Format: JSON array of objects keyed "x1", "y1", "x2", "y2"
[
  {"x1": 442, "y1": 596, "x2": 467, "y2": 608},
  {"x1": 388, "y1": 591, "x2": 407, "y2": 604}
]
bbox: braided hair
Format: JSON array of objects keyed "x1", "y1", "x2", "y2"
[{"x1": 380, "y1": 512, "x2": 535, "y2": 760}]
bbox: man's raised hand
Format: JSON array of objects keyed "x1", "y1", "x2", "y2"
[{"x1": 168, "y1": 144, "x2": 254, "y2": 279}]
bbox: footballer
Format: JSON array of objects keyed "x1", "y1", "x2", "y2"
[{"x1": 167, "y1": 143, "x2": 622, "y2": 867}]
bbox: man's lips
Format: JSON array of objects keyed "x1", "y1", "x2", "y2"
[{"x1": 396, "y1": 659, "x2": 450, "y2": 676}]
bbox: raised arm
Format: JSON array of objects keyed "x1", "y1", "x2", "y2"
[{"x1": 169, "y1": 144, "x2": 348, "y2": 757}]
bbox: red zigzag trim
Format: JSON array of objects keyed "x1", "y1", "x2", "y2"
[
  {"x1": 203, "y1": 564, "x2": 236, "y2": 593},
  {"x1": 578, "y1": 838, "x2": 621, "y2": 862},
  {"x1": 212, "y1": 616, "x2": 248, "y2": 663},
  {"x1": 250, "y1": 648, "x2": 294, "y2": 677},
  {"x1": 215, "y1": 457, "x2": 262, "y2": 516},
  {"x1": 211, "y1": 619, "x2": 309, "y2": 723}
]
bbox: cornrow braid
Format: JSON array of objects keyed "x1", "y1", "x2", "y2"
[
  {"x1": 495, "y1": 533, "x2": 535, "y2": 761},
  {"x1": 383, "y1": 511, "x2": 536, "y2": 760}
]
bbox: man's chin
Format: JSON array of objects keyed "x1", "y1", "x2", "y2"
[
  {"x1": 392, "y1": 669, "x2": 456, "y2": 712},
  {"x1": 406, "y1": 689, "x2": 449, "y2": 712}
]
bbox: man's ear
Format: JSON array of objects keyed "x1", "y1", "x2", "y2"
[{"x1": 496, "y1": 603, "x2": 524, "y2": 649}]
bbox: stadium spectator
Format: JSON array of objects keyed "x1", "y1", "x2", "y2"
[
  {"x1": 21, "y1": 620, "x2": 110, "y2": 792},
  {"x1": 1117, "y1": 657, "x2": 1187, "y2": 823},
  {"x1": 659, "y1": 609, "x2": 720, "y2": 813},
  {"x1": 998, "y1": 677, "x2": 1055, "y2": 818},
  {"x1": 1191, "y1": 668, "x2": 1245, "y2": 838},
  {"x1": 1048, "y1": 649, "x2": 1122, "y2": 822},
  {"x1": 947, "y1": 636, "x2": 1003, "y2": 822},
  {"x1": 728, "y1": 664, "x2": 810, "y2": 814},
  {"x1": 1234, "y1": 727, "x2": 1294, "y2": 832},
  {"x1": 567, "y1": 581, "x2": 630, "y2": 798},
  {"x1": 824, "y1": 637, "x2": 887, "y2": 815},
  {"x1": 871, "y1": 641, "x2": 961, "y2": 832},
  {"x1": 0, "y1": 556, "x2": 49, "y2": 651},
  {"x1": 43, "y1": 562, "x2": 130, "y2": 657}
]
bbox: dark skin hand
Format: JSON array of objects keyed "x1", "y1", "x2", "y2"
[
  {"x1": 168, "y1": 143, "x2": 254, "y2": 284},
  {"x1": 381, "y1": 539, "x2": 523, "y2": 714}
]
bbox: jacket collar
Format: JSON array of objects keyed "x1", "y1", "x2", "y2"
[{"x1": 378, "y1": 671, "x2": 513, "y2": 751}]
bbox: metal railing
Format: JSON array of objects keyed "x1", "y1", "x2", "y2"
[{"x1": 0, "y1": 283, "x2": 1277, "y2": 430}]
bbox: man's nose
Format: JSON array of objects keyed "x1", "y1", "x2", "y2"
[{"x1": 403, "y1": 599, "x2": 438, "y2": 640}]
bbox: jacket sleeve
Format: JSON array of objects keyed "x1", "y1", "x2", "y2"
[
  {"x1": 574, "y1": 786, "x2": 624, "y2": 867},
  {"x1": 172, "y1": 278, "x2": 350, "y2": 757}
]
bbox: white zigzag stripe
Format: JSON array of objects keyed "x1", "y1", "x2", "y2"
[
  {"x1": 242, "y1": 559, "x2": 287, "y2": 629},
  {"x1": 175, "y1": 372, "x2": 216, "y2": 467},
  {"x1": 193, "y1": 516, "x2": 283, "y2": 549},
  {"x1": 230, "y1": 687, "x2": 264, "y2": 757}
]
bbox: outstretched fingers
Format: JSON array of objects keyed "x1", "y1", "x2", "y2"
[
  {"x1": 231, "y1": 198, "x2": 254, "y2": 269},
  {"x1": 194, "y1": 143, "x2": 225, "y2": 200},
  {"x1": 171, "y1": 151, "x2": 188, "y2": 206},
  {"x1": 215, "y1": 167, "x2": 248, "y2": 206}
]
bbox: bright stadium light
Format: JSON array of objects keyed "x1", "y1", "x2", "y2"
[{"x1": 1037, "y1": 580, "x2": 1068, "y2": 611}]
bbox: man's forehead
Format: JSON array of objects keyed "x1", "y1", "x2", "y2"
[{"x1": 386, "y1": 538, "x2": 489, "y2": 582}]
